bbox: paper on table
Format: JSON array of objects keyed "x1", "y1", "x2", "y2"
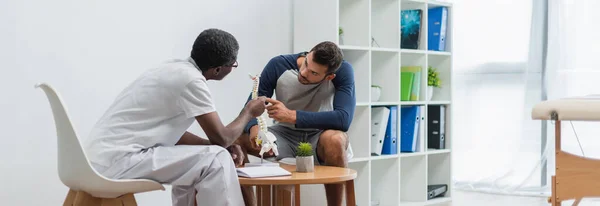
[{"x1": 237, "y1": 166, "x2": 292, "y2": 178}]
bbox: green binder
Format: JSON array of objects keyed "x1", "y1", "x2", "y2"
[
  {"x1": 401, "y1": 66, "x2": 422, "y2": 101},
  {"x1": 401, "y1": 72, "x2": 414, "y2": 101}
]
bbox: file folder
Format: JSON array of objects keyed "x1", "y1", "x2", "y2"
[
  {"x1": 371, "y1": 107, "x2": 390, "y2": 156},
  {"x1": 401, "y1": 106, "x2": 421, "y2": 152},
  {"x1": 428, "y1": 7, "x2": 448, "y2": 51},
  {"x1": 427, "y1": 105, "x2": 446, "y2": 149},
  {"x1": 382, "y1": 106, "x2": 398, "y2": 155}
]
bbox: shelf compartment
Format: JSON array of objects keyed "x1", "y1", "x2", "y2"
[
  {"x1": 426, "y1": 2, "x2": 453, "y2": 53},
  {"x1": 347, "y1": 106, "x2": 371, "y2": 159},
  {"x1": 427, "y1": 54, "x2": 452, "y2": 102},
  {"x1": 426, "y1": 103, "x2": 451, "y2": 151},
  {"x1": 371, "y1": 0, "x2": 400, "y2": 49},
  {"x1": 400, "y1": 155, "x2": 427, "y2": 202},
  {"x1": 339, "y1": 0, "x2": 370, "y2": 47},
  {"x1": 372, "y1": 50, "x2": 400, "y2": 103},
  {"x1": 401, "y1": 52, "x2": 426, "y2": 102},
  {"x1": 343, "y1": 161, "x2": 371, "y2": 206},
  {"x1": 427, "y1": 153, "x2": 452, "y2": 200},
  {"x1": 342, "y1": 49, "x2": 370, "y2": 103},
  {"x1": 400, "y1": 0, "x2": 428, "y2": 51},
  {"x1": 371, "y1": 158, "x2": 400, "y2": 206}
]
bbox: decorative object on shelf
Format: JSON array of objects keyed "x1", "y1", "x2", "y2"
[
  {"x1": 371, "y1": 37, "x2": 380, "y2": 48},
  {"x1": 339, "y1": 27, "x2": 344, "y2": 45},
  {"x1": 296, "y1": 142, "x2": 314, "y2": 172},
  {"x1": 371, "y1": 85, "x2": 381, "y2": 102},
  {"x1": 427, "y1": 66, "x2": 442, "y2": 101},
  {"x1": 400, "y1": 9, "x2": 423, "y2": 49}
]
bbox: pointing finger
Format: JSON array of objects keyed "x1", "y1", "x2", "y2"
[{"x1": 265, "y1": 98, "x2": 280, "y2": 104}]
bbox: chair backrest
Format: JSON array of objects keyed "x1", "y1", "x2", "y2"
[{"x1": 35, "y1": 83, "x2": 104, "y2": 190}]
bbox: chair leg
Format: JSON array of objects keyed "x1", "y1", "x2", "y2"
[
  {"x1": 63, "y1": 189, "x2": 77, "y2": 206},
  {"x1": 63, "y1": 190, "x2": 136, "y2": 206},
  {"x1": 119, "y1": 194, "x2": 137, "y2": 206}
]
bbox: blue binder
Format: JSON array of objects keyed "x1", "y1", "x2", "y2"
[
  {"x1": 401, "y1": 106, "x2": 421, "y2": 152},
  {"x1": 382, "y1": 106, "x2": 398, "y2": 155},
  {"x1": 428, "y1": 7, "x2": 448, "y2": 51}
]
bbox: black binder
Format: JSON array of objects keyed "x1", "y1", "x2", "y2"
[
  {"x1": 427, "y1": 184, "x2": 448, "y2": 199},
  {"x1": 427, "y1": 105, "x2": 445, "y2": 149}
]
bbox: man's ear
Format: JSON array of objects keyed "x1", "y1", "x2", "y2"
[{"x1": 326, "y1": 73, "x2": 336, "y2": 80}]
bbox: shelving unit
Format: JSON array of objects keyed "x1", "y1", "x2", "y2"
[{"x1": 294, "y1": 0, "x2": 453, "y2": 205}]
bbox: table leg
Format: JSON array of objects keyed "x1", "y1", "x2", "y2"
[
  {"x1": 274, "y1": 185, "x2": 294, "y2": 206},
  {"x1": 295, "y1": 185, "x2": 301, "y2": 206},
  {"x1": 345, "y1": 180, "x2": 356, "y2": 206},
  {"x1": 258, "y1": 185, "x2": 271, "y2": 206}
]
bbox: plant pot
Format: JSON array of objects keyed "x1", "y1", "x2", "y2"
[
  {"x1": 296, "y1": 156, "x2": 314, "y2": 172},
  {"x1": 427, "y1": 86, "x2": 434, "y2": 101},
  {"x1": 371, "y1": 86, "x2": 381, "y2": 102}
]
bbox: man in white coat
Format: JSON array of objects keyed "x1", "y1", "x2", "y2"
[{"x1": 82, "y1": 28, "x2": 266, "y2": 206}]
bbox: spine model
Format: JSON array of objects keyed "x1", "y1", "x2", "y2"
[{"x1": 249, "y1": 74, "x2": 279, "y2": 157}]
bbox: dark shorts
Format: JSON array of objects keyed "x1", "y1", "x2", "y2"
[{"x1": 268, "y1": 124, "x2": 325, "y2": 165}]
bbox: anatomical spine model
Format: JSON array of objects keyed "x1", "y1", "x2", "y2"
[{"x1": 249, "y1": 73, "x2": 279, "y2": 159}]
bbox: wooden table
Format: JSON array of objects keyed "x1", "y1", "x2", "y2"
[{"x1": 239, "y1": 164, "x2": 357, "y2": 206}]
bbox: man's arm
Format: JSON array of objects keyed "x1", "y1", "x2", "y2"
[
  {"x1": 295, "y1": 62, "x2": 356, "y2": 131},
  {"x1": 176, "y1": 131, "x2": 211, "y2": 145},
  {"x1": 242, "y1": 57, "x2": 283, "y2": 133},
  {"x1": 178, "y1": 77, "x2": 266, "y2": 148},
  {"x1": 195, "y1": 109, "x2": 255, "y2": 147}
]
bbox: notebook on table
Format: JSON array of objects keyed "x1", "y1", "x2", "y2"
[{"x1": 236, "y1": 166, "x2": 292, "y2": 178}]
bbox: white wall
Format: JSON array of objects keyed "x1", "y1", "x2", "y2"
[{"x1": 0, "y1": 0, "x2": 292, "y2": 205}]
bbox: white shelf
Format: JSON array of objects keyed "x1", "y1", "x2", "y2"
[
  {"x1": 293, "y1": 0, "x2": 453, "y2": 205},
  {"x1": 401, "y1": 49, "x2": 428, "y2": 54},
  {"x1": 340, "y1": 45, "x2": 371, "y2": 51},
  {"x1": 427, "y1": 149, "x2": 451, "y2": 155},
  {"x1": 372, "y1": 101, "x2": 400, "y2": 106},
  {"x1": 371, "y1": 47, "x2": 401, "y2": 52},
  {"x1": 428, "y1": 50, "x2": 452, "y2": 56}
]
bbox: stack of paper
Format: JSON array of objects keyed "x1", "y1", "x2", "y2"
[{"x1": 237, "y1": 166, "x2": 292, "y2": 178}]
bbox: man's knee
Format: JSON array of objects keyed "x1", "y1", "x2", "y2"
[
  {"x1": 202, "y1": 145, "x2": 234, "y2": 172},
  {"x1": 320, "y1": 131, "x2": 348, "y2": 151},
  {"x1": 318, "y1": 130, "x2": 349, "y2": 167}
]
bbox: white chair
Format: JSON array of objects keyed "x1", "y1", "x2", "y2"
[{"x1": 35, "y1": 83, "x2": 165, "y2": 206}]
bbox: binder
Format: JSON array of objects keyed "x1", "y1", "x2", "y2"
[
  {"x1": 427, "y1": 105, "x2": 446, "y2": 149},
  {"x1": 401, "y1": 72, "x2": 414, "y2": 101},
  {"x1": 371, "y1": 107, "x2": 390, "y2": 156},
  {"x1": 416, "y1": 106, "x2": 425, "y2": 152},
  {"x1": 428, "y1": 7, "x2": 448, "y2": 51},
  {"x1": 400, "y1": 106, "x2": 421, "y2": 152},
  {"x1": 401, "y1": 66, "x2": 422, "y2": 101},
  {"x1": 382, "y1": 106, "x2": 398, "y2": 155}
]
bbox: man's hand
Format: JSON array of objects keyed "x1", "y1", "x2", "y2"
[
  {"x1": 265, "y1": 98, "x2": 296, "y2": 124},
  {"x1": 248, "y1": 125, "x2": 274, "y2": 156},
  {"x1": 227, "y1": 144, "x2": 244, "y2": 167},
  {"x1": 245, "y1": 96, "x2": 267, "y2": 117},
  {"x1": 248, "y1": 125, "x2": 260, "y2": 150}
]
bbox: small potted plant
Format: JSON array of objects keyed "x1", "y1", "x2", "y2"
[
  {"x1": 339, "y1": 27, "x2": 344, "y2": 45},
  {"x1": 296, "y1": 142, "x2": 314, "y2": 172},
  {"x1": 427, "y1": 66, "x2": 442, "y2": 101}
]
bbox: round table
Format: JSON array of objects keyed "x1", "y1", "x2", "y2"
[{"x1": 239, "y1": 164, "x2": 357, "y2": 206}]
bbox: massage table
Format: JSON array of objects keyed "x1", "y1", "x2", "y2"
[{"x1": 532, "y1": 95, "x2": 600, "y2": 206}]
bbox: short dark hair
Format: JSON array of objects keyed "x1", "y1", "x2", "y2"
[
  {"x1": 190, "y1": 28, "x2": 239, "y2": 71},
  {"x1": 309, "y1": 41, "x2": 344, "y2": 74}
]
